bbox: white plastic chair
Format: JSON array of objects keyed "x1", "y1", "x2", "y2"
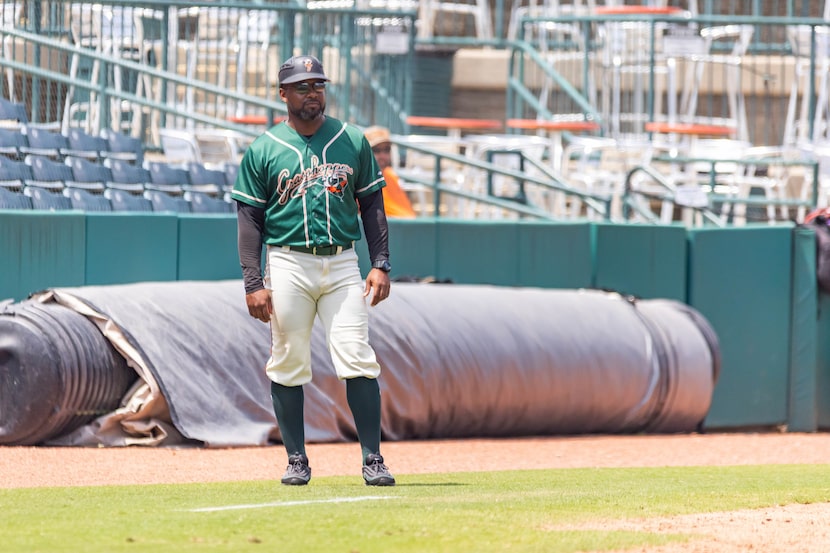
[
  {"x1": 678, "y1": 25, "x2": 755, "y2": 142},
  {"x1": 801, "y1": 141, "x2": 830, "y2": 216},
  {"x1": 396, "y1": 134, "x2": 468, "y2": 217},
  {"x1": 194, "y1": 129, "x2": 250, "y2": 167},
  {"x1": 507, "y1": 0, "x2": 594, "y2": 42},
  {"x1": 419, "y1": 0, "x2": 492, "y2": 40},
  {"x1": 732, "y1": 145, "x2": 807, "y2": 224},
  {"x1": 597, "y1": 18, "x2": 673, "y2": 139},
  {"x1": 464, "y1": 133, "x2": 552, "y2": 219},
  {"x1": 784, "y1": 22, "x2": 830, "y2": 148},
  {"x1": 535, "y1": 21, "x2": 593, "y2": 116},
  {"x1": 63, "y1": 4, "x2": 140, "y2": 134},
  {"x1": 194, "y1": 7, "x2": 242, "y2": 119},
  {"x1": 131, "y1": 7, "x2": 201, "y2": 139},
  {"x1": 158, "y1": 128, "x2": 202, "y2": 166},
  {"x1": 561, "y1": 136, "x2": 653, "y2": 220},
  {"x1": 2, "y1": 2, "x2": 25, "y2": 103},
  {"x1": 234, "y1": 11, "x2": 279, "y2": 118}
]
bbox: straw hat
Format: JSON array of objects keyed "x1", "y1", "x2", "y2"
[{"x1": 364, "y1": 126, "x2": 391, "y2": 148}]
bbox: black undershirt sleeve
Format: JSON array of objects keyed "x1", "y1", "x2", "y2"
[
  {"x1": 236, "y1": 202, "x2": 266, "y2": 294},
  {"x1": 357, "y1": 190, "x2": 389, "y2": 265}
]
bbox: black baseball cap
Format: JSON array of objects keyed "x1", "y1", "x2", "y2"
[{"x1": 279, "y1": 55, "x2": 330, "y2": 85}]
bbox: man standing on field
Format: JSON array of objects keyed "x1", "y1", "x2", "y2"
[{"x1": 232, "y1": 54, "x2": 395, "y2": 486}]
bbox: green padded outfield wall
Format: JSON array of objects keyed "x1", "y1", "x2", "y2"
[
  {"x1": 514, "y1": 221, "x2": 593, "y2": 288},
  {"x1": 431, "y1": 220, "x2": 593, "y2": 288},
  {"x1": 356, "y1": 218, "x2": 440, "y2": 280},
  {"x1": 788, "y1": 227, "x2": 818, "y2": 432},
  {"x1": 593, "y1": 223, "x2": 687, "y2": 301},
  {"x1": 84, "y1": 213, "x2": 179, "y2": 286},
  {"x1": 436, "y1": 220, "x2": 524, "y2": 285},
  {"x1": 359, "y1": 220, "x2": 593, "y2": 288},
  {"x1": 389, "y1": 218, "x2": 439, "y2": 279},
  {"x1": 177, "y1": 215, "x2": 240, "y2": 281},
  {"x1": 817, "y1": 292, "x2": 830, "y2": 430},
  {"x1": 687, "y1": 224, "x2": 794, "y2": 428},
  {"x1": 0, "y1": 211, "x2": 85, "y2": 301}
]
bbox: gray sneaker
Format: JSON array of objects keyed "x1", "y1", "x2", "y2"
[
  {"x1": 363, "y1": 453, "x2": 395, "y2": 486},
  {"x1": 281, "y1": 453, "x2": 311, "y2": 485}
]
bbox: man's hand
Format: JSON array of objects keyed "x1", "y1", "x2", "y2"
[
  {"x1": 364, "y1": 268, "x2": 391, "y2": 307},
  {"x1": 246, "y1": 288, "x2": 273, "y2": 322}
]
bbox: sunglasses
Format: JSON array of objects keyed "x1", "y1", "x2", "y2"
[
  {"x1": 372, "y1": 145, "x2": 391, "y2": 154},
  {"x1": 286, "y1": 82, "x2": 327, "y2": 94}
]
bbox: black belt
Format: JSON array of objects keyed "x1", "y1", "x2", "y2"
[{"x1": 284, "y1": 243, "x2": 352, "y2": 256}]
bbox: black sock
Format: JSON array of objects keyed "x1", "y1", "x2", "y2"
[
  {"x1": 346, "y1": 377, "x2": 382, "y2": 463},
  {"x1": 270, "y1": 381, "x2": 306, "y2": 457}
]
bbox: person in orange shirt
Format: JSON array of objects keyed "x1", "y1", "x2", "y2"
[{"x1": 364, "y1": 126, "x2": 417, "y2": 218}]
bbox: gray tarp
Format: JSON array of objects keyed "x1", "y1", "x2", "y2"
[{"x1": 1, "y1": 280, "x2": 719, "y2": 447}]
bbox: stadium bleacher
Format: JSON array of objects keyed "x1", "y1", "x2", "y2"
[{"x1": 0, "y1": 125, "x2": 236, "y2": 213}]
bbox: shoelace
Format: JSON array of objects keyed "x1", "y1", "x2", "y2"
[{"x1": 366, "y1": 459, "x2": 388, "y2": 473}]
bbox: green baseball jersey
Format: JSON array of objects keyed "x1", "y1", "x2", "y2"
[{"x1": 232, "y1": 117, "x2": 386, "y2": 247}]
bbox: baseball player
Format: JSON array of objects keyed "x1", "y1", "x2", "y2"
[{"x1": 232, "y1": 54, "x2": 395, "y2": 486}]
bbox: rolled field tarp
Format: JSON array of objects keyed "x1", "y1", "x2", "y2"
[
  {"x1": 0, "y1": 298, "x2": 136, "y2": 446},
  {"x1": 0, "y1": 281, "x2": 719, "y2": 447}
]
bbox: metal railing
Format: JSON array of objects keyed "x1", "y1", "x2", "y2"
[
  {"x1": 1, "y1": 1, "x2": 828, "y2": 224},
  {"x1": 505, "y1": 13, "x2": 830, "y2": 148},
  {"x1": 392, "y1": 136, "x2": 613, "y2": 219},
  {"x1": 0, "y1": 1, "x2": 416, "y2": 141},
  {"x1": 622, "y1": 154, "x2": 819, "y2": 225}
]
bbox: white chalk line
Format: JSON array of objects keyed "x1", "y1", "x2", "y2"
[{"x1": 187, "y1": 495, "x2": 394, "y2": 513}]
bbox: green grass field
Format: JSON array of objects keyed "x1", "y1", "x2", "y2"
[{"x1": 2, "y1": 464, "x2": 829, "y2": 553}]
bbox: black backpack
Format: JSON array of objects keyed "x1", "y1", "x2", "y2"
[{"x1": 806, "y1": 208, "x2": 830, "y2": 292}]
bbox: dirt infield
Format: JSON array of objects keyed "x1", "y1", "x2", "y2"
[{"x1": 3, "y1": 432, "x2": 830, "y2": 552}]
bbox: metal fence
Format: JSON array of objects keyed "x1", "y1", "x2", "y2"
[
  {"x1": 0, "y1": 0, "x2": 416, "y2": 145},
  {"x1": 506, "y1": 13, "x2": 830, "y2": 148},
  {"x1": 0, "y1": 0, "x2": 827, "y2": 224},
  {"x1": 2, "y1": 1, "x2": 829, "y2": 143}
]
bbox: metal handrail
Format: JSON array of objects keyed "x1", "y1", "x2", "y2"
[
  {"x1": 622, "y1": 155, "x2": 820, "y2": 226},
  {"x1": 622, "y1": 164, "x2": 725, "y2": 225},
  {"x1": 0, "y1": 25, "x2": 276, "y2": 137},
  {"x1": 392, "y1": 137, "x2": 613, "y2": 220},
  {"x1": 0, "y1": 1, "x2": 417, "y2": 139},
  {"x1": 504, "y1": 12, "x2": 830, "y2": 146}
]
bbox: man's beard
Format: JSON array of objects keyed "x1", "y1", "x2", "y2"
[{"x1": 291, "y1": 102, "x2": 325, "y2": 121}]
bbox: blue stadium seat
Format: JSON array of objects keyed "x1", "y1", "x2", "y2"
[
  {"x1": 144, "y1": 189, "x2": 191, "y2": 213},
  {"x1": 24, "y1": 185, "x2": 73, "y2": 210},
  {"x1": 186, "y1": 191, "x2": 233, "y2": 213},
  {"x1": 19, "y1": 126, "x2": 72, "y2": 159},
  {"x1": 65, "y1": 156, "x2": 111, "y2": 191},
  {"x1": 185, "y1": 162, "x2": 225, "y2": 196},
  {"x1": 0, "y1": 98, "x2": 29, "y2": 128},
  {"x1": 67, "y1": 128, "x2": 110, "y2": 162},
  {"x1": 104, "y1": 188, "x2": 153, "y2": 212},
  {"x1": 100, "y1": 129, "x2": 144, "y2": 165},
  {"x1": 25, "y1": 155, "x2": 72, "y2": 190},
  {"x1": 106, "y1": 158, "x2": 151, "y2": 193},
  {"x1": 0, "y1": 127, "x2": 27, "y2": 160},
  {"x1": 64, "y1": 187, "x2": 112, "y2": 212},
  {"x1": 224, "y1": 162, "x2": 239, "y2": 190},
  {"x1": 146, "y1": 161, "x2": 190, "y2": 195},
  {"x1": 0, "y1": 157, "x2": 34, "y2": 190},
  {"x1": 0, "y1": 185, "x2": 32, "y2": 209}
]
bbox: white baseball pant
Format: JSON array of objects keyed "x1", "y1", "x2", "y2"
[{"x1": 263, "y1": 245, "x2": 381, "y2": 386}]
